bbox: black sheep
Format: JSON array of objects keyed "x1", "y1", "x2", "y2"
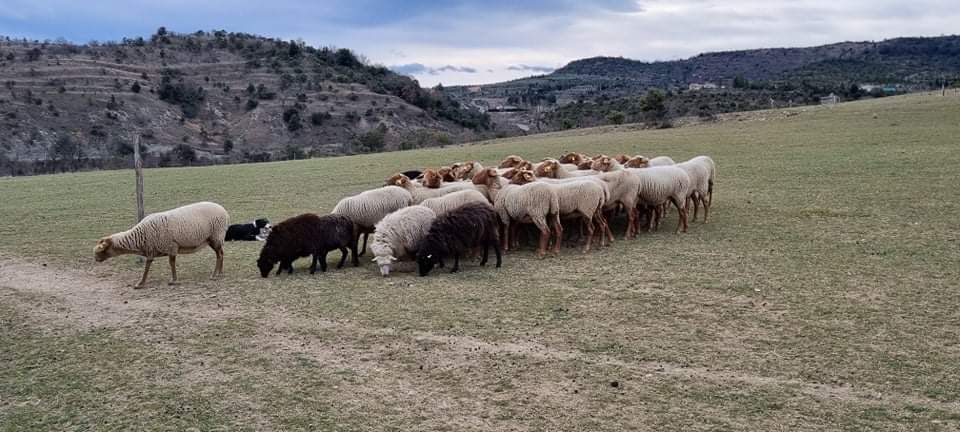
[
  {"x1": 226, "y1": 218, "x2": 271, "y2": 241},
  {"x1": 416, "y1": 202, "x2": 502, "y2": 276},
  {"x1": 256, "y1": 213, "x2": 358, "y2": 277}
]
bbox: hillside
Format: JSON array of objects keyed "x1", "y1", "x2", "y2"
[
  {"x1": 0, "y1": 29, "x2": 490, "y2": 175},
  {"x1": 447, "y1": 35, "x2": 960, "y2": 131},
  {"x1": 2, "y1": 93, "x2": 959, "y2": 430}
]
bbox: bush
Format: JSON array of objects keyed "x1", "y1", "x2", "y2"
[
  {"x1": 245, "y1": 99, "x2": 259, "y2": 110},
  {"x1": 606, "y1": 110, "x2": 626, "y2": 125},
  {"x1": 310, "y1": 111, "x2": 332, "y2": 125},
  {"x1": 172, "y1": 144, "x2": 197, "y2": 165},
  {"x1": 353, "y1": 124, "x2": 388, "y2": 153},
  {"x1": 282, "y1": 108, "x2": 302, "y2": 132}
]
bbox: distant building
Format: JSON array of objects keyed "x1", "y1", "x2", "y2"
[
  {"x1": 820, "y1": 93, "x2": 839, "y2": 105},
  {"x1": 688, "y1": 83, "x2": 718, "y2": 91},
  {"x1": 719, "y1": 78, "x2": 735, "y2": 89}
]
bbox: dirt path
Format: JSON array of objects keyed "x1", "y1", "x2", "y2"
[{"x1": 3, "y1": 254, "x2": 959, "y2": 419}]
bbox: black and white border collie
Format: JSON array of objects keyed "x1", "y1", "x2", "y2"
[{"x1": 225, "y1": 218, "x2": 272, "y2": 241}]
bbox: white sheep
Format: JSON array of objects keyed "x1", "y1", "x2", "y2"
[
  {"x1": 591, "y1": 156, "x2": 643, "y2": 239},
  {"x1": 535, "y1": 158, "x2": 599, "y2": 178},
  {"x1": 420, "y1": 189, "x2": 491, "y2": 217},
  {"x1": 473, "y1": 167, "x2": 560, "y2": 257},
  {"x1": 627, "y1": 166, "x2": 692, "y2": 234},
  {"x1": 676, "y1": 155, "x2": 716, "y2": 222},
  {"x1": 370, "y1": 205, "x2": 437, "y2": 276},
  {"x1": 93, "y1": 201, "x2": 229, "y2": 289},
  {"x1": 332, "y1": 185, "x2": 413, "y2": 256},
  {"x1": 515, "y1": 172, "x2": 610, "y2": 252}
]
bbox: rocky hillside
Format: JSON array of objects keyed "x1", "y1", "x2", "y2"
[{"x1": 0, "y1": 29, "x2": 490, "y2": 175}]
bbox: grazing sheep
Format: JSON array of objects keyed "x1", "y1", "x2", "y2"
[
  {"x1": 93, "y1": 201, "x2": 229, "y2": 289},
  {"x1": 614, "y1": 154, "x2": 631, "y2": 164},
  {"x1": 332, "y1": 185, "x2": 413, "y2": 256},
  {"x1": 257, "y1": 213, "x2": 358, "y2": 277},
  {"x1": 370, "y1": 205, "x2": 437, "y2": 276},
  {"x1": 420, "y1": 189, "x2": 491, "y2": 216},
  {"x1": 473, "y1": 168, "x2": 560, "y2": 257},
  {"x1": 627, "y1": 166, "x2": 692, "y2": 234},
  {"x1": 512, "y1": 171, "x2": 609, "y2": 252},
  {"x1": 416, "y1": 202, "x2": 502, "y2": 276},
  {"x1": 386, "y1": 173, "x2": 476, "y2": 204}
]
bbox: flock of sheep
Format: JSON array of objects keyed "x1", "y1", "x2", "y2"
[{"x1": 93, "y1": 152, "x2": 716, "y2": 287}]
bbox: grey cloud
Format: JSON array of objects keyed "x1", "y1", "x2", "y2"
[
  {"x1": 390, "y1": 63, "x2": 478, "y2": 76},
  {"x1": 508, "y1": 64, "x2": 555, "y2": 73}
]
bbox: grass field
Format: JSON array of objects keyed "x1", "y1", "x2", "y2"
[{"x1": 1, "y1": 92, "x2": 959, "y2": 431}]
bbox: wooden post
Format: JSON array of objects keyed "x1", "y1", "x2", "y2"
[
  {"x1": 134, "y1": 135, "x2": 145, "y2": 265},
  {"x1": 134, "y1": 135, "x2": 144, "y2": 223}
]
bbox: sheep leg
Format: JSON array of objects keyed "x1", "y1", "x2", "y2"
[
  {"x1": 626, "y1": 207, "x2": 638, "y2": 239},
  {"x1": 582, "y1": 215, "x2": 594, "y2": 253},
  {"x1": 319, "y1": 250, "x2": 329, "y2": 273},
  {"x1": 691, "y1": 195, "x2": 701, "y2": 222},
  {"x1": 350, "y1": 238, "x2": 359, "y2": 267},
  {"x1": 309, "y1": 254, "x2": 319, "y2": 274},
  {"x1": 702, "y1": 195, "x2": 711, "y2": 224},
  {"x1": 536, "y1": 228, "x2": 550, "y2": 258},
  {"x1": 276, "y1": 262, "x2": 285, "y2": 276},
  {"x1": 210, "y1": 243, "x2": 223, "y2": 279},
  {"x1": 450, "y1": 254, "x2": 460, "y2": 273},
  {"x1": 499, "y1": 222, "x2": 509, "y2": 252},
  {"x1": 357, "y1": 232, "x2": 369, "y2": 257},
  {"x1": 337, "y1": 247, "x2": 349, "y2": 269},
  {"x1": 671, "y1": 197, "x2": 688, "y2": 234},
  {"x1": 167, "y1": 255, "x2": 179, "y2": 286},
  {"x1": 493, "y1": 240, "x2": 502, "y2": 268},
  {"x1": 134, "y1": 258, "x2": 153, "y2": 289},
  {"x1": 479, "y1": 242, "x2": 489, "y2": 266},
  {"x1": 554, "y1": 217, "x2": 563, "y2": 254}
]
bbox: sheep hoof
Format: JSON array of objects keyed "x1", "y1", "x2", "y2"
[
  {"x1": 167, "y1": 281, "x2": 180, "y2": 286},
  {"x1": 132, "y1": 284, "x2": 145, "y2": 290}
]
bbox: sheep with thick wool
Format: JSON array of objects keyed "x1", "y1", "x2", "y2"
[
  {"x1": 473, "y1": 168, "x2": 560, "y2": 257},
  {"x1": 591, "y1": 156, "x2": 643, "y2": 239},
  {"x1": 385, "y1": 173, "x2": 476, "y2": 204},
  {"x1": 676, "y1": 155, "x2": 716, "y2": 222},
  {"x1": 257, "y1": 213, "x2": 359, "y2": 277},
  {"x1": 627, "y1": 165, "x2": 692, "y2": 234},
  {"x1": 420, "y1": 189, "x2": 492, "y2": 217},
  {"x1": 370, "y1": 205, "x2": 437, "y2": 276},
  {"x1": 332, "y1": 185, "x2": 413, "y2": 256},
  {"x1": 535, "y1": 159, "x2": 599, "y2": 178},
  {"x1": 512, "y1": 171, "x2": 610, "y2": 252},
  {"x1": 416, "y1": 202, "x2": 502, "y2": 276},
  {"x1": 94, "y1": 201, "x2": 229, "y2": 289}
]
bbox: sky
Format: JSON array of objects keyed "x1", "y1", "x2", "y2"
[{"x1": 1, "y1": 0, "x2": 958, "y2": 87}]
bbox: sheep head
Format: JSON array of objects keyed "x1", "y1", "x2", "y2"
[
  {"x1": 499, "y1": 155, "x2": 524, "y2": 168},
  {"x1": 385, "y1": 173, "x2": 411, "y2": 188},
  {"x1": 624, "y1": 156, "x2": 650, "y2": 168},
  {"x1": 472, "y1": 167, "x2": 499, "y2": 187},
  {"x1": 535, "y1": 159, "x2": 560, "y2": 178},
  {"x1": 422, "y1": 169, "x2": 443, "y2": 188},
  {"x1": 614, "y1": 154, "x2": 631, "y2": 164},
  {"x1": 510, "y1": 169, "x2": 537, "y2": 185},
  {"x1": 501, "y1": 168, "x2": 520, "y2": 180},
  {"x1": 577, "y1": 160, "x2": 595, "y2": 170},
  {"x1": 453, "y1": 161, "x2": 476, "y2": 180},
  {"x1": 515, "y1": 160, "x2": 533, "y2": 171},
  {"x1": 372, "y1": 255, "x2": 397, "y2": 277},
  {"x1": 591, "y1": 156, "x2": 615, "y2": 172},
  {"x1": 558, "y1": 152, "x2": 583, "y2": 165},
  {"x1": 93, "y1": 237, "x2": 114, "y2": 262}
]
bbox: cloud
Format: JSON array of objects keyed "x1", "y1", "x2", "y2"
[
  {"x1": 390, "y1": 63, "x2": 477, "y2": 76},
  {"x1": 508, "y1": 64, "x2": 555, "y2": 73}
]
